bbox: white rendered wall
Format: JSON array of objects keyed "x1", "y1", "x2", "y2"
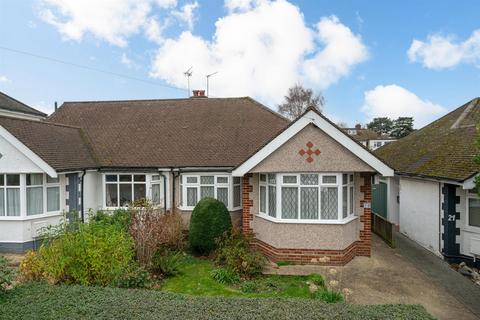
[
  {"x1": 387, "y1": 176, "x2": 400, "y2": 225},
  {"x1": 0, "y1": 215, "x2": 64, "y2": 243},
  {"x1": 399, "y1": 177, "x2": 441, "y2": 256}
]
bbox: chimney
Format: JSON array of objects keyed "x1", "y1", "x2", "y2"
[
  {"x1": 191, "y1": 90, "x2": 206, "y2": 98},
  {"x1": 54, "y1": 101, "x2": 58, "y2": 112},
  {"x1": 355, "y1": 123, "x2": 361, "y2": 130}
]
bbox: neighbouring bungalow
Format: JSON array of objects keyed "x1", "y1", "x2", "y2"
[
  {"x1": 0, "y1": 91, "x2": 394, "y2": 265},
  {"x1": 375, "y1": 98, "x2": 480, "y2": 267},
  {"x1": 343, "y1": 124, "x2": 396, "y2": 150}
]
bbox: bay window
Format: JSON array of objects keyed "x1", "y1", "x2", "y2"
[
  {"x1": 181, "y1": 174, "x2": 241, "y2": 210},
  {"x1": 0, "y1": 174, "x2": 20, "y2": 216},
  {"x1": 105, "y1": 174, "x2": 147, "y2": 208},
  {"x1": 259, "y1": 173, "x2": 355, "y2": 223}
]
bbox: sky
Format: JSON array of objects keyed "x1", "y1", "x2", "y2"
[{"x1": 0, "y1": 0, "x2": 479, "y2": 128}]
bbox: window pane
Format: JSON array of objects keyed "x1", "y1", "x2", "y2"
[
  {"x1": 260, "y1": 186, "x2": 266, "y2": 213},
  {"x1": 6, "y1": 188, "x2": 20, "y2": 216},
  {"x1": 106, "y1": 184, "x2": 118, "y2": 207},
  {"x1": 200, "y1": 176, "x2": 214, "y2": 185},
  {"x1": 27, "y1": 187, "x2": 43, "y2": 215},
  {"x1": 321, "y1": 187, "x2": 338, "y2": 219},
  {"x1": 349, "y1": 174, "x2": 354, "y2": 183},
  {"x1": 200, "y1": 186, "x2": 214, "y2": 199},
  {"x1": 152, "y1": 184, "x2": 161, "y2": 205},
  {"x1": 260, "y1": 174, "x2": 266, "y2": 182},
  {"x1": 349, "y1": 186, "x2": 354, "y2": 214},
  {"x1": 342, "y1": 186, "x2": 348, "y2": 218},
  {"x1": 233, "y1": 185, "x2": 241, "y2": 208},
  {"x1": 27, "y1": 173, "x2": 43, "y2": 186},
  {"x1": 282, "y1": 187, "x2": 298, "y2": 219},
  {"x1": 342, "y1": 174, "x2": 348, "y2": 185},
  {"x1": 187, "y1": 187, "x2": 197, "y2": 207},
  {"x1": 134, "y1": 175, "x2": 146, "y2": 182},
  {"x1": 322, "y1": 176, "x2": 337, "y2": 184},
  {"x1": 152, "y1": 175, "x2": 160, "y2": 181},
  {"x1": 6, "y1": 174, "x2": 20, "y2": 186},
  {"x1": 0, "y1": 175, "x2": 4, "y2": 186},
  {"x1": 134, "y1": 184, "x2": 146, "y2": 201},
  {"x1": 47, "y1": 187, "x2": 60, "y2": 212},
  {"x1": 47, "y1": 176, "x2": 59, "y2": 184},
  {"x1": 0, "y1": 189, "x2": 4, "y2": 216},
  {"x1": 283, "y1": 176, "x2": 297, "y2": 184},
  {"x1": 119, "y1": 184, "x2": 132, "y2": 206},
  {"x1": 217, "y1": 187, "x2": 228, "y2": 207},
  {"x1": 268, "y1": 174, "x2": 276, "y2": 185},
  {"x1": 217, "y1": 177, "x2": 228, "y2": 184},
  {"x1": 301, "y1": 187, "x2": 318, "y2": 219},
  {"x1": 186, "y1": 176, "x2": 198, "y2": 184},
  {"x1": 233, "y1": 177, "x2": 241, "y2": 184},
  {"x1": 119, "y1": 175, "x2": 132, "y2": 182},
  {"x1": 300, "y1": 174, "x2": 318, "y2": 185},
  {"x1": 106, "y1": 175, "x2": 117, "y2": 182},
  {"x1": 469, "y1": 198, "x2": 480, "y2": 227},
  {"x1": 268, "y1": 185, "x2": 276, "y2": 217}
]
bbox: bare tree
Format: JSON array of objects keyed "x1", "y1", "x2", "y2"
[
  {"x1": 336, "y1": 121, "x2": 348, "y2": 128},
  {"x1": 277, "y1": 84, "x2": 325, "y2": 120}
]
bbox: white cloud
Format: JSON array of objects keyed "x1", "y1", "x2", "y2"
[
  {"x1": 150, "y1": 0, "x2": 368, "y2": 104},
  {"x1": 408, "y1": 30, "x2": 480, "y2": 69},
  {"x1": 172, "y1": 2, "x2": 199, "y2": 30},
  {"x1": 39, "y1": 0, "x2": 187, "y2": 47},
  {"x1": 0, "y1": 75, "x2": 11, "y2": 83},
  {"x1": 224, "y1": 0, "x2": 256, "y2": 12},
  {"x1": 361, "y1": 84, "x2": 447, "y2": 128},
  {"x1": 120, "y1": 53, "x2": 139, "y2": 69}
]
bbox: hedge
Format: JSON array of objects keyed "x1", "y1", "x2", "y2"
[{"x1": 0, "y1": 283, "x2": 434, "y2": 320}]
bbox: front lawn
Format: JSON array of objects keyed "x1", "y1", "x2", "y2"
[{"x1": 0, "y1": 282, "x2": 434, "y2": 320}]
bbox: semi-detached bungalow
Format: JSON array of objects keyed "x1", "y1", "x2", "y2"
[{"x1": 0, "y1": 92, "x2": 394, "y2": 265}]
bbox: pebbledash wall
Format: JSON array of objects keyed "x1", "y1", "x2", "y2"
[{"x1": 241, "y1": 172, "x2": 372, "y2": 265}]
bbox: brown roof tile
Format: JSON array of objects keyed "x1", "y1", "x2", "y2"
[
  {"x1": 374, "y1": 98, "x2": 480, "y2": 182},
  {"x1": 0, "y1": 116, "x2": 97, "y2": 171},
  {"x1": 0, "y1": 91, "x2": 47, "y2": 117},
  {"x1": 48, "y1": 97, "x2": 289, "y2": 168}
]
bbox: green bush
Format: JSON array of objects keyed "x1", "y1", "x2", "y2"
[
  {"x1": 113, "y1": 264, "x2": 150, "y2": 288},
  {"x1": 26, "y1": 219, "x2": 137, "y2": 287},
  {"x1": 314, "y1": 290, "x2": 344, "y2": 303},
  {"x1": 189, "y1": 198, "x2": 232, "y2": 253},
  {"x1": 240, "y1": 280, "x2": 258, "y2": 293},
  {"x1": 0, "y1": 256, "x2": 15, "y2": 293},
  {"x1": 214, "y1": 228, "x2": 265, "y2": 278},
  {"x1": 90, "y1": 209, "x2": 131, "y2": 232},
  {"x1": 308, "y1": 273, "x2": 325, "y2": 287},
  {"x1": 210, "y1": 268, "x2": 240, "y2": 285},
  {"x1": 151, "y1": 248, "x2": 183, "y2": 277}
]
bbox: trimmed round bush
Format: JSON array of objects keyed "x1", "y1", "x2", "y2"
[{"x1": 189, "y1": 197, "x2": 232, "y2": 253}]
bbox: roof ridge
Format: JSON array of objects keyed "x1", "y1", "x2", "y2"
[
  {"x1": 61, "y1": 96, "x2": 253, "y2": 105},
  {"x1": 243, "y1": 97, "x2": 290, "y2": 123},
  {"x1": 451, "y1": 99, "x2": 478, "y2": 129},
  {"x1": 0, "y1": 91, "x2": 47, "y2": 116},
  {"x1": 0, "y1": 115, "x2": 82, "y2": 129}
]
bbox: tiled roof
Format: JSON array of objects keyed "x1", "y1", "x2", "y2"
[
  {"x1": 48, "y1": 97, "x2": 289, "y2": 169},
  {"x1": 0, "y1": 116, "x2": 97, "y2": 171},
  {"x1": 375, "y1": 98, "x2": 480, "y2": 182},
  {"x1": 0, "y1": 91, "x2": 47, "y2": 117}
]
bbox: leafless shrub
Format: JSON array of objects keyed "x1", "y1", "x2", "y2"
[{"x1": 129, "y1": 200, "x2": 185, "y2": 266}]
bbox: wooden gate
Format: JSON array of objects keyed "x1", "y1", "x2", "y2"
[{"x1": 371, "y1": 182, "x2": 394, "y2": 247}]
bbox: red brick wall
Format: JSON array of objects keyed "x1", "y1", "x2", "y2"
[
  {"x1": 242, "y1": 174, "x2": 253, "y2": 234},
  {"x1": 358, "y1": 172, "x2": 372, "y2": 257}
]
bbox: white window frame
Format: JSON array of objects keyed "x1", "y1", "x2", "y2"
[
  {"x1": 0, "y1": 173, "x2": 63, "y2": 221},
  {"x1": 466, "y1": 190, "x2": 480, "y2": 232},
  {"x1": 180, "y1": 173, "x2": 241, "y2": 211},
  {"x1": 103, "y1": 173, "x2": 149, "y2": 209},
  {"x1": 258, "y1": 173, "x2": 356, "y2": 224}
]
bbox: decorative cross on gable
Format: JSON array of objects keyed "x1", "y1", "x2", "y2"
[{"x1": 298, "y1": 141, "x2": 321, "y2": 163}]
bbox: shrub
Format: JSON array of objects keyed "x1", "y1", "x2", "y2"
[
  {"x1": 113, "y1": 264, "x2": 150, "y2": 288},
  {"x1": 189, "y1": 198, "x2": 232, "y2": 254},
  {"x1": 240, "y1": 280, "x2": 258, "y2": 293},
  {"x1": 151, "y1": 248, "x2": 183, "y2": 277},
  {"x1": 0, "y1": 256, "x2": 15, "y2": 293},
  {"x1": 308, "y1": 273, "x2": 325, "y2": 287},
  {"x1": 30, "y1": 220, "x2": 136, "y2": 286},
  {"x1": 314, "y1": 290, "x2": 344, "y2": 303},
  {"x1": 214, "y1": 228, "x2": 265, "y2": 278},
  {"x1": 129, "y1": 204, "x2": 184, "y2": 266},
  {"x1": 90, "y1": 209, "x2": 131, "y2": 232},
  {"x1": 18, "y1": 251, "x2": 43, "y2": 282},
  {"x1": 210, "y1": 268, "x2": 240, "y2": 285}
]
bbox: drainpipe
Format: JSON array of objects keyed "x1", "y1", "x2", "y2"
[
  {"x1": 158, "y1": 171, "x2": 167, "y2": 212},
  {"x1": 439, "y1": 183, "x2": 442, "y2": 255},
  {"x1": 80, "y1": 169, "x2": 86, "y2": 223},
  {"x1": 171, "y1": 168, "x2": 180, "y2": 212}
]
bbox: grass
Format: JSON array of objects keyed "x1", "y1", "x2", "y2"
[
  {"x1": 161, "y1": 255, "x2": 321, "y2": 299},
  {"x1": 0, "y1": 282, "x2": 434, "y2": 320}
]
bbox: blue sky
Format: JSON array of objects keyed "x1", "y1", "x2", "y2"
[{"x1": 0, "y1": 0, "x2": 479, "y2": 127}]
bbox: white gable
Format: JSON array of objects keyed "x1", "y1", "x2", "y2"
[{"x1": 232, "y1": 110, "x2": 394, "y2": 177}]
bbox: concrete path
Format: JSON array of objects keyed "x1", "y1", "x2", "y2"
[{"x1": 265, "y1": 234, "x2": 479, "y2": 320}]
